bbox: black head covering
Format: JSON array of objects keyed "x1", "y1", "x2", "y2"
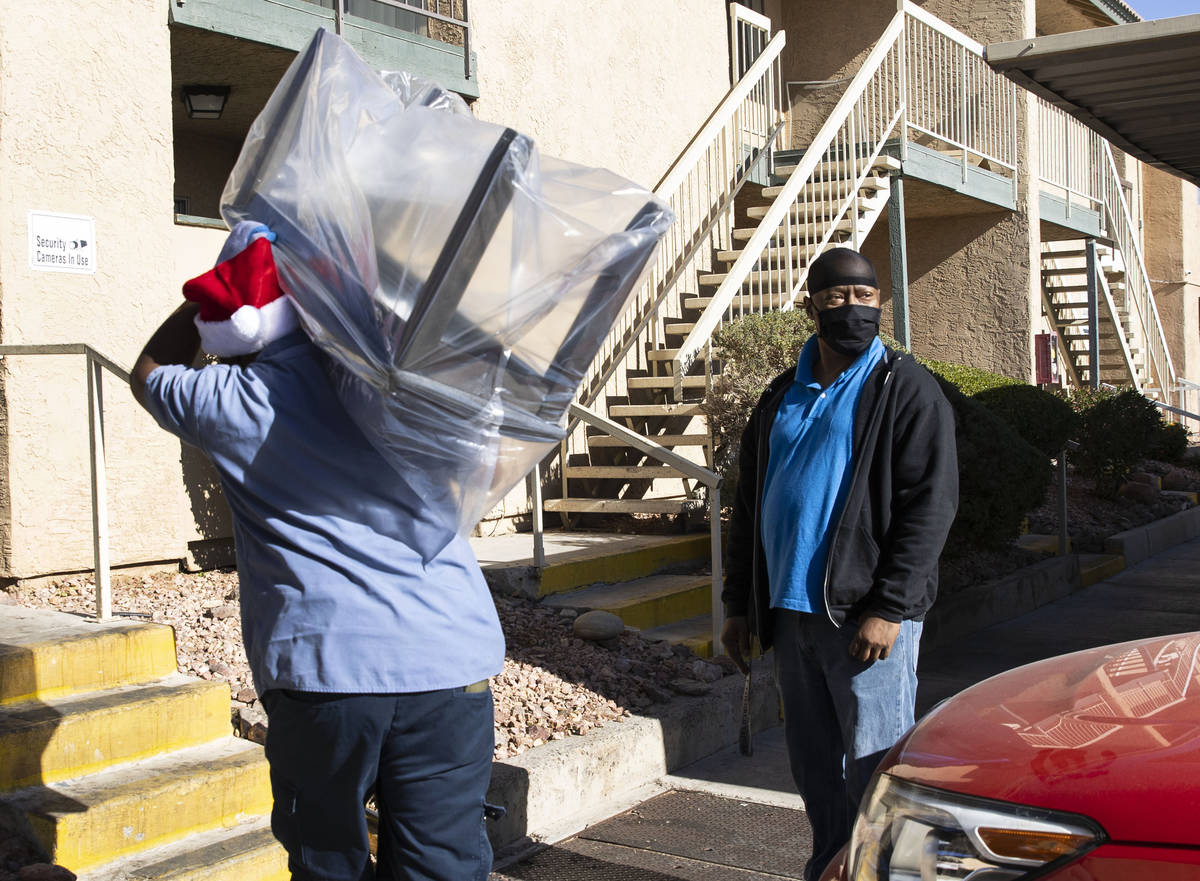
[{"x1": 807, "y1": 247, "x2": 878, "y2": 295}]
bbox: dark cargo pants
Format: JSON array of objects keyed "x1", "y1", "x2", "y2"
[{"x1": 261, "y1": 686, "x2": 495, "y2": 881}]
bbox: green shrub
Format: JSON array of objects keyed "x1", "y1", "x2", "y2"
[
  {"x1": 705, "y1": 309, "x2": 814, "y2": 492},
  {"x1": 1150, "y1": 420, "x2": 1191, "y2": 462},
  {"x1": 1073, "y1": 389, "x2": 1162, "y2": 497},
  {"x1": 931, "y1": 377, "x2": 1052, "y2": 555},
  {"x1": 917, "y1": 358, "x2": 1022, "y2": 397},
  {"x1": 973, "y1": 384, "x2": 1079, "y2": 457}
]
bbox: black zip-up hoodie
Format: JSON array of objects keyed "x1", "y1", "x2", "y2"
[{"x1": 722, "y1": 346, "x2": 958, "y2": 650}]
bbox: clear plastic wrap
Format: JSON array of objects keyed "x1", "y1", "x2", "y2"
[{"x1": 220, "y1": 29, "x2": 672, "y2": 550}]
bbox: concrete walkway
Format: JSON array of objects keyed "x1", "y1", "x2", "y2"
[{"x1": 492, "y1": 536, "x2": 1200, "y2": 879}]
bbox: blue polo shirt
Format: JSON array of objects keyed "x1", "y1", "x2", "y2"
[
  {"x1": 142, "y1": 331, "x2": 505, "y2": 694},
  {"x1": 761, "y1": 335, "x2": 884, "y2": 613}
]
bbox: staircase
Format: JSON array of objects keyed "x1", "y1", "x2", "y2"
[
  {"x1": 0, "y1": 605, "x2": 285, "y2": 880},
  {"x1": 1040, "y1": 242, "x2": 1146, "y2": 389}
]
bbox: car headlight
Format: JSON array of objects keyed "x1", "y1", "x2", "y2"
[{"x1": 848, "y1": 774, "x2": 1105, "y2": 880}]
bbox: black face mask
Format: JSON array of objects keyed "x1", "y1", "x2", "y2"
[{"x1": 816, "y1": 303, "x2": 880, "y2": 357}]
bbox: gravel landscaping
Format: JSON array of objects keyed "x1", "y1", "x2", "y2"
[{"x1": 3, "y1": 569, "x2": 736, "y2": 761}]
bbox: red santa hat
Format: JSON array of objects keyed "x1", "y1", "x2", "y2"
[{"x1": 182, "y1": 236, "x2": 300, "y2": 357}]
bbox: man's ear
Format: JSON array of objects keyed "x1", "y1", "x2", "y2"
[{"x1": 803, "y1": 296, "x2": 818, "y2": 325}]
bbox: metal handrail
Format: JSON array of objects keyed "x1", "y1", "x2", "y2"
[
  {"x1": 0, "y1": 344, "x2": 131, "y2": 620},
  {"x1": 568, "y1": 403, "x2": 725, "y2": 651}
]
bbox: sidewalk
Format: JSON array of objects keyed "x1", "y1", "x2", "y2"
[{"x1": 492, "y1": 535, "x2": 1200, "y2": 879}]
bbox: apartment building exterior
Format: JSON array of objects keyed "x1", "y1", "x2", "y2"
[{"x1": 0, "y1": 0, "x2": 1196, "y2": 584}]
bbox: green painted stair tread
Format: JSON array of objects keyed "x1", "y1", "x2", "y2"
[
  {"x1": 78, "y1": 818, "x2": 286, "y2": 881},
  {"x1": 0, "y1": 606, "x2": 177, "y2": 705},
  {"x1": 7, "y1": 736, "x2": 272, "y2": 872},
  {"x1": 0, "y1": 675, "x2": 230, "y2": 791}
]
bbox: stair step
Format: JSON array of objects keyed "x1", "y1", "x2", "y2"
[
  {"x1": 0, "y1": 675, "x2": 231, "y2": 792},
  {"x1": 0, "y1": 606, "x2": 178, "y2": 706},
  {"x1": 587, "y1": 433, "x2": 710, "y2": 449},
  {"x1": 564, "y1": 464, "x2": 691, "y2": 480},
  {"x1": 79, "y1": 818, "x2": 287, "y2": 881},
  {"x1": 627, "y1": 375, "x2": 710, "y2": 390},
  {"x1": 642, "y1": 614, "x2": 715, "y2": 658},
  {"x1": 685, "y1": 293, "x2": 795, "y2": 310},
  {"x1": 697, "y1": 268, "x2": 809, "y2": 288},
  {"x1": 543, "y1": 498, "x2": 696, "y2": 515},
  {"x1": 608, "y1": 403, "x2": 705, "y2": 418},
  {"x1": 732, "y1": 218, "x2": 854, "y2": 242},
  {"x1": 717, "y1": 244, "x2": 814, "y2": 264},
  {"x1": 663, "y1": 321, "x2": 696, "y2": 335},
  {"x1": 8, "y1": 737, "x2": 272, "y2": 873},
  {"x1": 746, "y1": 201, "x2": 868, "y2": 222},
  {"x1": 530, "y1": 533, "x2": 713, "y2": 598},
  {"x1": 542, "y1": 574, "x2": 710, "y2": 630},
  {"x1": 761, "y1": 174, "x2": 889, "y2": 200},
  {"x1": 772, "y1": 154, "x2": 900, "y2": 179}
]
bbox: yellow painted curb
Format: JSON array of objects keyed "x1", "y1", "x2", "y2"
[
  {"x1": 538, "y1": 534, "x2": 710, "y2": 597},
  {"x1": 0, "y1": 624, "x2": 178, "y2": 706},
  {"x1": 0, "y1": 678, "x2": 231, "y2": 792},
  {"x1": 1080, "y1": 554, "x2": 1125, "y2": 587},
  {"x1": 32, "y1": 744, "x2": 273, "y2": 872},
  {"x1": 601, "y1": 580, "x2": 711, "y2": 630}
]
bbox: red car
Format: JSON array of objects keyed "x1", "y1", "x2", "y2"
[{"x1": 822, "y1": 632, "x2": 1200, "y2": 880}]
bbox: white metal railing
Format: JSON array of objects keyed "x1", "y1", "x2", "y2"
[
  {"x1": 904, "y1": 5, "x2": 1018, "y2": 180},
  {"x1": 731, "y1": 3, "x2": 772, "y2": 82},
  {"x1": 568, "y1": 402, "x2": 725, "y2": 651},
  {"x1": 574, "y1": 28, "x2": 786, "y2": 413},
  {"x1": 1037, "y1": 100, "x2": 1106, "y2": 217},
  {"x1": 672, "y1": 3, "x2": 1020, "y2": 386},
  {"x1": 0, "y1": 344, "x2": 130, "y2": 620}
]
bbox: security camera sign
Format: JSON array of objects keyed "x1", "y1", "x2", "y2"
[{"x1": 28, "y1": 211, "x2": 96, "y2": 275}]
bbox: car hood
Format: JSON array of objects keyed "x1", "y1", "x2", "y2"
[{"x1": 885, "y1": 632, "x2": 1200, "y2": 846}]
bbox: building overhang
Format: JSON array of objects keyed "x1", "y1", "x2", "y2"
[{"x1": 987, "y1": 14, "x2": 1200, "y2": 188}]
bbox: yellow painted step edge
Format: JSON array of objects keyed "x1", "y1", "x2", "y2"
[
  {"x1": 1079, "y1": 554, "x2": 1125, "y2": 588},
  {"x1": 0, "y1": 624, "x2": 178, "y2": 706},
  {"x1": 538, "y1": 534, "x2": 711, "y2": 597},
  {"x1": 1, "y1": 679, "x2": 231, "y2": 792},
  {"x1": 35, "y1": 748, "x2": 273, "y2": 872},
  {"x1": 598, "y1": 581, "x2": 711, "y2": 630}
]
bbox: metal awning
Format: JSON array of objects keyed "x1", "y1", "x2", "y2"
[{"x1": 987, "y1": 14, "x2": 1200, "y2": 187}]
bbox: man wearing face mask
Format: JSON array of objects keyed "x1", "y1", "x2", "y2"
[{"x1": 720, "y1": 247, "x2": 957, "y2": 881}]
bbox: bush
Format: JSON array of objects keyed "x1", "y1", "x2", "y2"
[
  {"x1": 1073, "y1": 389, "x2": 1162, "y2": 497},
  {"x1": 1150, "y1": 420, "x2": 1190, "y2": 462},
  {"x1": 917, "y1": 358, "x2": 1022, "y2": 397},
  {"x1": 705, "y1": 309, "x2": 814, "y2": 492},
  {"x1": 973, "y1": 384, "x2": 1079, "y2": 457}
]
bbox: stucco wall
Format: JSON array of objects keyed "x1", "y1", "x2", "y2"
[
  {"x1": 469, "y1": 0, "x2": 730, "y2": 190},
  {"x1": 1144, "y1": 166, "x2": 1200, "y2": 392},
  {"x1": 0, "y1": 0, "x2": 212, "y2": 579}
]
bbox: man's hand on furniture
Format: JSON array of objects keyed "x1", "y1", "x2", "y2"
[
  {"x1": 849, "y1": 616, "x2": 901, "y2": 663},
  {"x1": 721, "y1": 615, "x2": 751, "y2": 674}
]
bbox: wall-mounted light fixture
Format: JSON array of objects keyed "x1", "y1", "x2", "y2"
[{"x1": 181, "y1": 85, "x2": 231, "y2": 120}]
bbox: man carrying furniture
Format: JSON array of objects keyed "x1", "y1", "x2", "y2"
[
  {"x1": 132, "y1": 223, "x2": 504, "y2": 881},
  {"x1": 721, "y1": 246, "x2": 958, "y2": 881}
]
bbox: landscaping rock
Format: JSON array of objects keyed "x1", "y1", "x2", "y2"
[
  {"x1": 671, "y1": 678, "x2": 712, "y2": 697},
  {"x1": 690, "y1": 660, "x2": 723, "y2": 683},
  {"x1": 207, "y1": 604, "x2": 238, "y2": 619},
  {"x1": 1130, "y1": 471, "x2": 1161, "y2": 489},
  {"x1": 1119, "y1": 481, "x2": 1159, "y2": 505},
  {"x1": 236, "y1": 705, "x2": 269, "y2": 745},
  {"x1": 573, "y1": 610, "x2": 624, "y2": 641},
  {"x1": 557, "y1": 607, "x2": 578, "y2": 619},
  {"x1": 1163, "y1": 468, "x2": 1195, "y2": 491},
  {"x1": 235, "y1": 687, "x2": 258, "y2": 704}
]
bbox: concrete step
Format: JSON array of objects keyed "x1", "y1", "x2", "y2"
[
  {"x1": 772, "y1": 154, "x2": 900, "y2": 179},
  {"x1": 542, "y1": 574, "x2": 711, "y2": 630},
  {"x1": 626, "y1": 375, "x2": 709, "y2": 391},
  {"x1": 7, "y1": 737, "x2": 271, "y2": 874},
  {"x1": 0, "y1": 606, "x2": 178, "y2": 706},
  {"x1": 586, "y1": 433, "x2": 710, "y2": 450},
  {"x1": 543, "y1": 498, "x2": 696, "y2": 517},
  {"x1": 0, "y1": 675, "x2": 230, "y2": 792},
  {"x1": 564, "y1": 464, "x2": 692, "y2": 480},
  {"x1": 1017, "y1": 533, "x2": 1067, "y2": 554},
  {"x1": 760, "y1": 174, "x2": 889, "y2": 200},
  {"x1": 79, "y1": 818, "x2": 287, "y2": 881},
  {"x1": 685, "y1": 292, "x2": 795, "y2": 310},
  {"x1": 732, "y1": 218, "x2": 853, "y2": 242},
  {"x1": 608, "y1": 403, "x2": 705, "y2": 418},
  {"x1": 642, "y1": 614, "x2": 714, "y2": 658}
]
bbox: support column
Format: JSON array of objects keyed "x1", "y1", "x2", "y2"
[
  {"x1": 1086, "y1": 238, "x2": 1100, "y2": 389},
  {"x1": 888, "y1": 176, "x2": 911, "y2": 350}
]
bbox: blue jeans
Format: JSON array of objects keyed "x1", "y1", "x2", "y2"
[
  {"x1": 772, "y1": 610, "x2": 922, "y2": 881},
  {"x1": 261, "y1": 687, "x2": 495, "y2": 881}
]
